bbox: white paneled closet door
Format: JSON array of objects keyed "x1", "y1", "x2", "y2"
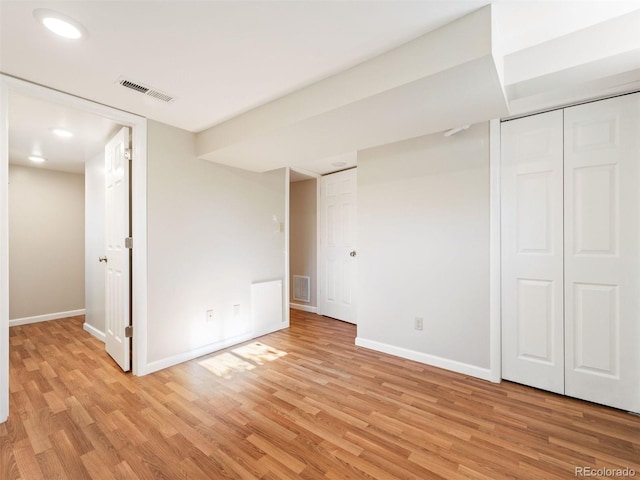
[
  {"x1": 501, "y1": 110, "x2": 565, "y2": 394},
  {"x1": 502, "y1": 92, "x2": 640, "y2": 413},
  {"x1": 564, "y1": 93, "x2": 640, "y2": 413}
]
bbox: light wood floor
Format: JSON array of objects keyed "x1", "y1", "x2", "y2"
[{"x1": 2, "y1": 310, "x2": 638, "y2": 479}]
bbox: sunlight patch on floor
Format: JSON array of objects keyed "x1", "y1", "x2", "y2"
[
  {"x1": 232, "y1": 342, "x2": 287, "y2": 365},
  {"x1": 198, "y1": 352, "x2": 255, "y2": 379},
  {"x1": 198, "y1": 342, "x2": 287, "y2": 379}
]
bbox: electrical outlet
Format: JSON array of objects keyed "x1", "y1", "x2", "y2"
[
  {"x1": 206, "y1": 310, "x2": 214, "y2": 322},
  {"x1": 414, "y1": 317, "x2": 423, "y2": 331},
  {"x1": 233, "y1": 304, "x2": 240, "y2": 316}
]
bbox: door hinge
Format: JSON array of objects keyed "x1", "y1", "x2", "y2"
[
  {"x1": 125, "y1": 148, "x2": 132, "y2": 161},
  {"x1": 125, "y1": 325, "x2": 133, "y2": 338},
  {"x1": 125, "y1": 237, "x2": 133, "y2": 249}
]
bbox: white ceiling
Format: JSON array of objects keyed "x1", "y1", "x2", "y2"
[
  {"x1": 0, "y1": 0, "x2": 494, "y2": 132},
  {"x1": 2, "y1": 1, "x2": 640, "y2": 175},
  {"x1": 8, "y1": 92, "x2": 121, "y2": 174}
]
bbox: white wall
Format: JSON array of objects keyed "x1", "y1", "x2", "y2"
[
  {"x1": 146, "y1": 120, "x2": 286, "y2": 370},
  {"x1": 356, "y1": 122, "x2": 491, "y2": 378},
  {"x1": 289, "y1": 178, "x2": 317, "y2": 308},
  {"x1": 8, "y1": 165, "x2": 85, "y2": 320},
  {"x1": 84, "y1": 152, "x2": 105, "y2": 337}
]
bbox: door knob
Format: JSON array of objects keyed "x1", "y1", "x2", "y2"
[
  {"x1": 99, "y1": 256, "x2": 108, "y2": 263},
  {"x1": 349, "y1": 251, "x2": 357, "y2": 257}
]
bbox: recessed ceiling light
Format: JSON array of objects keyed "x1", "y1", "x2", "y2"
[
  {"x1": 28, "y1": 155, "x2": 47, "y2": 164},
  {"x1": 33, "y1": 9, "x2": 87, "y2": 40},
  {"x1": 331, "y1": 161, "x2": 347, "y2": 168},
  {"x1": 50, "y1": 127, "x2": 73, "y2": 138}
]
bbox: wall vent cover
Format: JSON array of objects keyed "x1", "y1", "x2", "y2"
[
  {"x1": 293, "y1": 275, "x2": 311, "y2": 303},
  {"x1": 116, "y1": 77, "x2": 175, "y2": 103}
]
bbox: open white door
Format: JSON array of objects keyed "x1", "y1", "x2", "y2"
[
  {"x1": 104, "y1": 127, "x2": 131, "y2": 372},
  {"x1": 318, "y1": 168, "x2": 357, "y2": 324}
]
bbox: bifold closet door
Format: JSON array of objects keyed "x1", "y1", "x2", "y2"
[
  {"x1": 564, "y1": 93, "x2": 640, "y2": 413},
  {"x1": 501, "y1": 110, "x2": 565, "y2": 394}
]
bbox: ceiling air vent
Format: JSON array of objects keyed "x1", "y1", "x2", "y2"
[{"x1": 116, "y1": 77, "x2": 175, "y2": 103}]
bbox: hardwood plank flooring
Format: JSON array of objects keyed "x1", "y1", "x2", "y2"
[{"x1": 2, "y1": 310, "x2": 639, "y2": 479}]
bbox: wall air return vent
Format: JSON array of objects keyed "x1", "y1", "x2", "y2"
[
  {"x1": 116, "y1": 76, "x2": 175, "y2": 103},
  {"x1": 293, "y1": 275, "x2": 311, "y2": 303}
]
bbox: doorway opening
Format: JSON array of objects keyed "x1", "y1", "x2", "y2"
[
  {"x1": 8, "y1": 90, "x2": 123, "y2": 339},
  {"x1": 289, "y1": 169, "x2": 319, "y2": 316},
  {"x1": 0, "y1": 75, "x2": 148, "y2": 423}
]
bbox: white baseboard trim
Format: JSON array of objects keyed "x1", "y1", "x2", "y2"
[
  {"x1": 290, "y1": 303, "x2": 317, "y2": 313},
  {"x1": 83, "y1": 323, "x2": 105, "y2": 343},
  {"x1": 9, "y1": 309, "x2": 86, "y2": 327},
  {"x1": 142, "y1": 332, "x2": 256, "y2": 376},
  {"x1": 355, "y1": 337, "x2": 494, "y2": 382}
]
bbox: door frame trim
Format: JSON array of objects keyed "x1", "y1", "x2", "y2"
[
  {"x1": 0, "y1": 75, "x2": 149, "y2": 422},
  {"x1": 489, "y1": 118, "x2": 502, "y2": 383}
]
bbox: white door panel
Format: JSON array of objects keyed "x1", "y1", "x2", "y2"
[
  {"x1": 104, "y1": 127, "x2": 131, "y2": 372},
  {"x1": 501, "y1": 110, "x2": 565, "y2": 394},
  {"x1": 318, "y1": 169, "x2": 357, "y2": 324},
  {"x1": 564, "y1": 93, "x2": 640, "y2": 412}
]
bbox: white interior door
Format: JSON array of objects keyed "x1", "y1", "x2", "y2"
[
  {"x1": 564, "y1": 93, "x2": 640, "y2": 413},
  {"x1": 104, "y1": 127, "x2": 131, "y2": 372},
  {"x1": 501, "y1": 110, "x2": 565, "y2": 394},
  {"x1": 318, "y1": 168, "x2": 357, "y2": 324}
]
